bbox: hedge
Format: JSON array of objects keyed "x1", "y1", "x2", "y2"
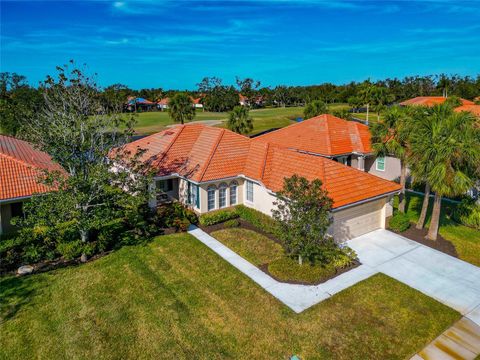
[
  {"x1": 388, "y1": 212, "x2": 411, "y2": 232},
  {"x1": 199, "y1": 208, "x2": 239, "y2": 226},
  {"x1": 235, "y1": 205, "x2": 277, "y2": 235}
]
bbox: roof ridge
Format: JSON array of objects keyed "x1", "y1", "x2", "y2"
[
  {"x1": 198, "y1": 128, "x2": 225, "y2": 182},
  {"x1": 324, "y1": 115, "x2": 332, "y2": 154},
  {"x1": 260, "y1": 142, "x2": 270, "y2": 180},
  {"x1": 150, "y1": 125, "x2": 186, "y2": 165}
]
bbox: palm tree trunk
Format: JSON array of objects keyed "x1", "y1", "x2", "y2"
[
  {"x1": 366, "y1": 103, "x2": 369, "y2": 125},
  {"x1": 416, "y1": 183, "x2": 430, "y2": 230},
  {"x1": 398, "y1": 160, "x2": 407, "y2": 213},
  {"x1": 426, "y1": 193, "x2": 442, "y2": 241}
]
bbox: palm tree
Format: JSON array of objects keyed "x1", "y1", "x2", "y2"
[
  {"x1": 304, "y1": 100, "x2": 327, "y2": 119},
  {"x1": 358, "y1": 82, "x2": 377, "y2": 125},
  {"x1": 227, "y1": 106, "x2": 253, "y2": 135},
  {"x1": 168, "y1": 93, "x2": 195, "y2": 124},
  {"x1": 370, "y1": 106, "x2": 411, "y2": 213},
  {"x1": 410, "y1": 104, "x2": 480, "y2": 240}
]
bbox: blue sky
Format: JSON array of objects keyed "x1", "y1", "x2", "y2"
[{"x1": 1, "y1": 1, "x2": 479, "y2": 89}]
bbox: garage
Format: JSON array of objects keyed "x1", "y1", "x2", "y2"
[{"x1": 332, "y1": 198, "x2": 385, "y2": 242}]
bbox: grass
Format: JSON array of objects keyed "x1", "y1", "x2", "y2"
[
  {"x1": 211, "y1": 228, "x2": 338, "y2": 283},
  {"x1": 133, "y1": 104, "x2": 352, "y2": 136},
  {"x1": 0, "y1": 232, "x2": 459, "y2": 359},
  {"x1": 268, "y1": 257, "x2": 337, "y2": 284},
  {"x1": 210, "y1": 228, "x2": 283, "y2": 266},
  {"x1": 398, "y1": 192, "x2": 480, "y2": 266}
]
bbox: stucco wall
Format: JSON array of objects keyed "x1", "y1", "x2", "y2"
[
  {"x1": 365, "y1": 155, "x2": 403, "y2": 181},
  {"x1": 198, "y1": 178, "x2": 244, "y2": 213},
  {"x1": 243, "y1": 180, "x2": 278, "y2": 217}
]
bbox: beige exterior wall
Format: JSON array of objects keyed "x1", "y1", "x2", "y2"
[
  {"x1": 243, "y1": 180, "x2": 278, "y2": 217},
  {"x1": 198, "y1": 178, "x2": 244, "y2": 213},
  {"x1": 365, "y1": 155, "x2": 403, "y2": 181}
]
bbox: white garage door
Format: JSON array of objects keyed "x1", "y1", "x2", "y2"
[{"x1": 333, "y1": 199, "x2": 384, "y2": 242}]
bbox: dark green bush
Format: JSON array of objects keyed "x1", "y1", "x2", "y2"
[
  {"x1": 223, "y1": 219, "x2": 240, "y2": 228},
  {"x1": 388, "y1": 212, "x2": 411, "y2": 232},
  {"x1": 199, "y1": 208, "x2": 239, "y2": 226},
  {"x1": 452, "y1": 198, "x2": 480, "y2": 230},
  {"x1": 156, "y1": 202, "x2": 198, "y2": 228},
  {"x1": 235, "y1": 205, "x2": 277, "y2": 235}
]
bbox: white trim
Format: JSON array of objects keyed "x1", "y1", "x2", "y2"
[{"x1": 331, "y1": 190, "x2": 399, "y2": 212}]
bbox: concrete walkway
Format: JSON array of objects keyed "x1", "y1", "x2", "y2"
[{"x1": 188, "y1": 226, "x2": 480, "y2": 321}]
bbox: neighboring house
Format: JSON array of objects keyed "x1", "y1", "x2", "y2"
[
  {"x1": 252, "y1": 114, "x2": 402, "y2": 181},
  {"x1": 239, "y1": 94, "x2": 248, "y2": 106},
  {"x1": 0, "y1": 135, "x2": 63, "y2": 236},
  {"x1": 399, "y1": 96, "x2": 474, "y2": 107},
  {"x1": 123, "y1": 123, "x2": 400, "y2": 242},
  {"x1": 192, "y1": 97, "x2": 203, "y2": 109},
  {"x1": 455, "y1": 104, "x2": 480, "y2": 117},
  {"x1": 126, "y1": 97, "x2": 156, "y2": 111},
  {"x1": 157, "y1": 98, "x2": 170, "y2": 110}
]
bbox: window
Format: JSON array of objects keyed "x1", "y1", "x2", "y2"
[
  {"x1": 376, "y1": 157, "x2": 385, "y2": 171},
  {"x1": 188, "y1": 182, "x2": 199, "y2": 208},
  {"x1": 229, "y1": 181, "x2": 238, "y2": 205},
  {"x1": 207, "y1": 185, "x2": 216, "y2": 211},
  {"x1": 219, "y1": 183, "x2": 227, "y2": 208},
  {"x1": 246, "y1": 180, "x2": 254, "y2": 202},
  {"x1": 336, "y1": 156, "x2": 351, "y2": 166},
  {"x1": 156, "y1": 179, "x2": 173, "y2": 192}
]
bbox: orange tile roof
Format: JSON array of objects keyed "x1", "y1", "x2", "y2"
[
  {"x1": 454, "y1": 104, "x2": 480, "y2": 117},
  {"x1": 124, "y1": 124, "x2": 400, "y2": 208},
  {"x1": 253, "y1": 114, "x2": 372, "y2": 156},
  {"x1": 0, "y1": 135, "x2": 63, "y2": 201},
  {"x1": 399, "y1": 96, "x2": 474, "y2": 107}
]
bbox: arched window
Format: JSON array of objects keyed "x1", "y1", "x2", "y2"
[
  {"x1": 207, "y1": 185, "x2": 216, "y2": 211},
  {"x1": 229, "y1": 181, "x2": 238, "y2": 205},
  {"x1": 218, "y1": 183, "x2": 227, "y2": 208}
]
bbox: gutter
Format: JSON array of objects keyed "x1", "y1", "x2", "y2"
[
  {"x1": 331, "y1": 190, "x2": 400, "y2": 212},
  {"x1": 0, "y1": 195, "x2": 32, "y2": 204}
]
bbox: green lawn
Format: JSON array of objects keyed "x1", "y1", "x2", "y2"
[
  {"x1": 133, "y1": 105, "x2": 351, "y2": 136},
  {"x1": 211, "y1": 228, "x2": 338, "y2": 283},
  {"x1": 1, "y1": 233, "x2": 459, "y2": 359},
  {"x1": 399, "y1": 192, "x2": 480, "y2": 266}
]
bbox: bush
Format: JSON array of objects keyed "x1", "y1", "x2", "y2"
[
  {"x1": 453, "y1": 198, "x2": 480, "y2": 230},
  {"x1": 199, "y1": 208, "x2": 239, "y2": 226},
  {"x1": 235, "y1": 205, "x2": 277, "y2": 235},
  {"x1": 223, "y1": 219, "x2": 240, "y2": 228},
  {"x1": 172, "y1": 218, "x2": 191, "y2": 232},
  {"x1": 389, "y1": 212, "x2": 411, "y2": 232},
  {"x1": 156, "y1": 202, "x2": 198, "y2": 228}
]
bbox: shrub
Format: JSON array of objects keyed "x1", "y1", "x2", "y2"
[
  {"x1": 156, "y1": 202, "x2": 198, "y2": 228},
  {"x1": 389, "y1": 212, "x2": 411, "y2": 232},
  {"x1": 199, "y1": 208, "x2": 239, "y2": 226},
  {"x1": 453, "y1": 198, "x2": 480, "y2": 230},
  {"x1": 235, "y1": 205, "x2": 277, "y2": 235},
  {"x1": 172, "y1": 218, "x2": 191, "y2": 232},
  {"x1": 223, "y1": 219, "x2": 240, "y2": 228}
]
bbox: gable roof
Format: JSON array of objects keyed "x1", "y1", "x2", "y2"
[
  {"x1": 123, "y1": 124, "x2": 400, "y2": 208},
  {"x1": 399, "y1": 96, "x2": 474, "y2": 107},
  {"x1": 252, "y1": 114, "x2": 372, "y2": 156},
  {"x1": 0, "y1": 135, "x2": 63, "y2": 201}
]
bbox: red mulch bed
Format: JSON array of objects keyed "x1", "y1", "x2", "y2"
[{"x1": 396, "y1": 226, "x2": 458, "y2": 258}]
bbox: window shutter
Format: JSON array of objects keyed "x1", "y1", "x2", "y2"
[{"x1": 196, "y1": 185, "x2": 200, "y2": 208}]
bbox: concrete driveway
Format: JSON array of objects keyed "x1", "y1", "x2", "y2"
[{"x1": 347, "y1": 229, "x2": 480, "y2": 326}]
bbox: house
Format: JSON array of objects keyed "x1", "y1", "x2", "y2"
[
  {"x1": 157, "y1": 98, "x2": 170, "y2": 110},
  {"x1": 252, "y1": 114, "x2": 402, "y2": 181},
  {"x1": 192, "y1": 97, "x2": 203, "y2": 109},
  {"x1": 399, "y1": 96, "x2": 474, "y2": 107},
  {"x1": 126, "y1": 97, "x2": 156, "y2": 111},
  {"x1": 122, "y1": 123, "x2": 401, "y2": 242},
  {"x1": 455, "y1": 104, "x2": 480, "y2": 117},
  {"x1": 0, "y1": 135, "x2": 63, "y2": 235}
]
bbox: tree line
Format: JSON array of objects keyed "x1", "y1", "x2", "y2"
[{"x1": 1, "y1": 71, "x2": 479, "y2": 136}]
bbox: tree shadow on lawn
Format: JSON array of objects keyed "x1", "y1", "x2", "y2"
[{"x1": 0, "y1": 274, "x2": 46, "y2": 323}]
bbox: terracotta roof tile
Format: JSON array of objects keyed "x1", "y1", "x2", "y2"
[
  {"x1": 0, "y1": 135, "x2": 63, "y2": 201},
  {"x1": 399, "y1": 96, "x2": 474, "y2": 107},
  {"x1": 454, "y1": 104, "x2": 480, "y2": 117},
  {"x1": 124, "y1": 124, "x2": 400, "y2": 208},
  {"x1": 253, "y1": 114, "x2": 372, "y2": 156}
]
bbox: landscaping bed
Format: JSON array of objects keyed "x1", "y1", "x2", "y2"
[
  {"x1": 208, "y1": 225, "x2": 359, "y2": 285},
  {"x1": 396, "y1": 226, "x2": 458, "y2": 258}
]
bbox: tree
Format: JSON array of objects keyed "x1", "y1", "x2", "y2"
[
  {"x1": 168, "y1": 92, "x2": 195, "y2": 124},
  {"x1": 330, "y1": 108, "x2": 353, "y2": 120},
  {"x1": 303, "y1": 100, "x2": 327, "y2": 119},
  {"x1": 235, "y1": 77, "x2": 261, "y2": 107},
  {"x1": 410, "y1": 104, "x2": 480, "y2": 240},
  {"x1": 101, "y1": 83, "x2": 131, "y2": 113},
  {"x1": 272, "y1": 175, "x2": 333, "y2": 265},
  {"x1": 370, "y1": 106, "x2": 412, "y2": 213},
  {"x1": 227, "y1": 106, "x2": 253, "y2": 135},
  {"x1": 196, "y1": 77, "x2": 238, "y2": 112},
  {"x1": 20, "y1": 61, "x2": 152, "y2": 262},
  {"x1": 273, "y1": 85, "x2": 290, "y2": 108},
  {"x1": 358, "y1": 82, "x2": 378, "y2": 124}
]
